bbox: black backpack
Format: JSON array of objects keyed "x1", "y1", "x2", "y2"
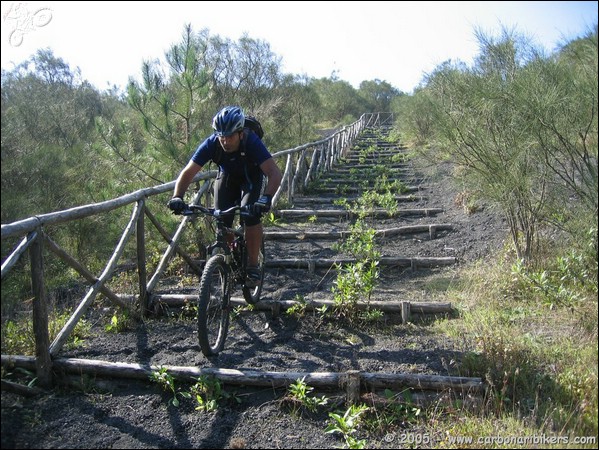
[{"x1": 244, "y1": 116, "x2": 264, "y2": 139}]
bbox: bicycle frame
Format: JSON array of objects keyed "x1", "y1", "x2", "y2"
[
  {"x1": 185, "y1": 205, "x2": 247, "y2": 278},
  {"x1": 181, "y1": 204, "x2": 265, "y2": 356}
]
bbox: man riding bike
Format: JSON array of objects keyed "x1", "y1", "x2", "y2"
[{"x1": 167, "y1": 106, "x2": 282, "y2": 287}]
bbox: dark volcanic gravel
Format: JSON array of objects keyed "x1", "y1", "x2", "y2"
[{"x1": 1, "y1": 136, "x2": 508, "y2": 449}]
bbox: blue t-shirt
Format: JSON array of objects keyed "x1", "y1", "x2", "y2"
[{"x1": 191, "y1": 129, "x2": 272, "y2": 177}]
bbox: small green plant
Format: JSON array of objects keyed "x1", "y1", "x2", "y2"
[
  {"x1": 332, "y1": 260, "x2": 379, "y2": 321},
  {"x1": 390, "y1": 152, "x2": 407, "y2": 163},
  {"x1": 315, "y1": 304, "x2": 329, "y2": 318},
  {"x1": 352, "y1": 189, "x2": 398, "y2": 217},
  {"x1": 359, "y1": 308, "x2": 384, "y2": 323},
  {"x1": 331, "y1": 216, "x2": 381, "y2": 322},
  {"x1": 104, "y1": 309, "x2": 133, "y2": 333},
  {"x1": 285, "y1": 377, "x2": 329, "y2": 415},
  {"x1": 286, "y1": 295, "x2": 308, "y2": 318},
  {"x1": 454, "y1": 190, "x2": 480, "y2": 214},
  {"x1": 334, "y1": 198, "x2": 349, "y2": 208},
  {"x1": 262, "y1": 211, "x2": 280, "y2": 226},
  {"x1": 191, "y1": 375, "x2": 240, "y2": 411},
  {"x1": 326, "y1": 403, "x2": 369, "y2": 449},
  {"x1": 149, "y1": 367, "x2": 190, "y2": 407},
  {"x1": 180, "y1": 300, "x2": 198, "y2": 318},
  {"x1": 358, "y1": 144, "x2": 377, "y2": 164},
  {"x1": 338, "y1": 219, "x2": 380, "y2": 260},
  {"x1": 231, "y1": 304, "x2": 254, "y2": 320},
  {"x1": 335, "y1": 184, "x2": 349, "y2": 195},
  {"x1": 2, "y1": 367, "x2": 38, "y2": 390}
]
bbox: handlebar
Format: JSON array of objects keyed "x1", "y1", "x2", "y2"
[{"x1": 180, "y1": 204, "x2": 250, "y2": 217}]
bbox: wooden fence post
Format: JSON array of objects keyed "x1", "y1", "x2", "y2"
[
  {"x1": 344, "y1": 370, "x2": 361, "y2": 406},
  {"x1": 136, "y1": 199, "x2": 148, "y2": 315},
  {"x1": 401, "y1": 301, "x2": 411, "y2": 324},
  {"x1": 29, "y1": 232, "x2": 52, "y2": 387}
]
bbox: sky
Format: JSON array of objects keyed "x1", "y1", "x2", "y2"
[{"x1": 1, "y1": 1, "x2": 597, "y2": 93}]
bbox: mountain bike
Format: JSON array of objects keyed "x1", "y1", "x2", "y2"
[{"x1": 181, "y1": 204, "x2": 265, "y2": 356}]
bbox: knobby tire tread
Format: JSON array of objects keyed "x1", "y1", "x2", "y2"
[{"x1": 197, "y1": 254, "x2": 230, "y2": 356}]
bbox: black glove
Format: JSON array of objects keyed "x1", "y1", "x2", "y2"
[
  {"x1": 167, "y1": 196, "x2": 186, "y2": 214},
  {"x1": 251, "y1": 194, "x2": 272, "y2": 216}
]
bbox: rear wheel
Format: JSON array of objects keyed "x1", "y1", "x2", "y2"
[
  {"x1": 242, "y1": 237, "x2": 265, "y2": 304},
  {"x1": 197, "y1": 254, "x2": 230, "y2": 356}
]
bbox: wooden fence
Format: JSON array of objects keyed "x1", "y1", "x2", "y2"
[{"x1": 1, "y1": 112, "x2": 393, "y2": 387}]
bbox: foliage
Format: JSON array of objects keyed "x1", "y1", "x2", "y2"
[
  {"x1": 332, "y1": 261, "x2": 380, "y2": 320},
  {"x1": 332, "y1": 218, "x2": 380, "y2": 321},
  {"x1": 335, "y1": 219, "x2": 380, "y2": 260},
  {"x1": 1, "y1": 49, "x2": 104, "y2": 220},
  {"x1": 191, "y1": 375, "x2": 240, "y2": 412},
  {"x1": 104, "y1": 308, "x2": 134, "y2": 333},
  {"x1": 149, "y1": 367, "x2": 191, "y2": 407},
  {"x1": 284, "y1": 377, "x2": 329, "y2": 415},
  {"x1": 361, "y1": 389, "x2": 421, "y2": 434},
  {"x1": 1, "y1": 310, "x2": 91, "y2": 355},
  {"x1": 326, "y1": 404, "x2": 369, "y2": 449},
  {"x1": 391, "y1": 86, "x2": 440, "y2": 145},
  {"x1": 285, "y1": 294, "x2": 309, "y2": 318},
  {"x1": 401, "y1": 25, "x2": 598, "y2": 263},
  {"x1": 437, "y1": 242, "x2": 598, "y2": 439},
  {"x1": 358, "y1": 79, "x2": 401, "y2": 112}
]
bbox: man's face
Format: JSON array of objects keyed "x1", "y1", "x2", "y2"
[{"x1": 218, "y1": 131, "x2": 242, "y2": 153}]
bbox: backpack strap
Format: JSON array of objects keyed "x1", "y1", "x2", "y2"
[{"x1": 211, "y1": 143, "x2": 224, "y2": 165}]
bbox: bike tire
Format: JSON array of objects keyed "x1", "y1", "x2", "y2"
[
  {"x1": 242, "y1": 236, "x2": 265, "y2": 305},
  {"x1": 197, "y1": 254, "x2": 230, "y2": 356}
]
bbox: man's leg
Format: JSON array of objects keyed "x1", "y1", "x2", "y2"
[{"x1": 245, "y1": 223, "x2": 263, "y2": 267}]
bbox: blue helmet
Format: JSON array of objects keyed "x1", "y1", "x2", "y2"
[{"x1": 212, "y1": 106, "x2": 245, "y2": 137}]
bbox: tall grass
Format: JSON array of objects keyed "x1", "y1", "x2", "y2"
[{"x1": 432, "y1": 241, "x2": 598, "y2": 446}]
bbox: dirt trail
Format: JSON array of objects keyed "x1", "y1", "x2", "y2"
[{"x1": 1, "y1": 125, "x2": 508, "y2": 449}]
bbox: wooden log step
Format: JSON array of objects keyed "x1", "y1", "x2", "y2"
[
  {"x1": 328, "y1": 164, "x2": 412, "y2": 171},
  {"x1": 183, "y1": 254, "x2": 456, "y2": 275},
  {"x1": 304, "y1": 185, "x2": 426, "y2": 194},
  {"x1": 148, "y1": 295, "x2": 452, "y2": 316},
  {"x1": 0, "y1": 355, "x2": 485, "y2": 394},
  {"x1": 265, "y1": 256, "x2": 456, "y2": 269},
  {"x1": 318, "y1": 175, "x2": 414, "y2": 184},
  {"x1": 330, "y1": 163, "x2": 414, "y2": 172},
  {"x1": 290, "y1": 194, "x2": 424, "y2": 205},
  {"x1": 310, "y1": 183, "x2": 424, "y2": 193},
  {"x1": 151, "y1": 256, "x2": 457, "y2": 272},
  {"x1": 275, "y1": 208, "x2": 443, "y2": 219},
  {"x1": 1, "y1": 379, "x2": 45, "y2": 397},
  {"x1": 264, "y1": 224, "x2": 453, "y2": 240},
  {"x1": 351, "y1": 142, "x2": 401, "y2": 148},
  {"x1": 341, "y1": 157, "x2": 408, "y2": 165},
  {"x1": 332, "y1": 163, "x2": 411, "y2": 171}
]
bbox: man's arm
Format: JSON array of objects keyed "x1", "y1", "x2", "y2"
[
  {"x1": 173, "y1": 160, "x2": 203, "y2": 198},
  {"x1": 259, "y1": 158, "x2": 282, "y2": 196}
]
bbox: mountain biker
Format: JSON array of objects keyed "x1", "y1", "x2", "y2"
[{"x1": 167, "y1": 106, "x2": 282, "y2": 287}]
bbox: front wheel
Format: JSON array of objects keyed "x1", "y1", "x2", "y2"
[
  {"x1": 242, "y1": 237, "x2": 265, "y2": 304},
  {"x1": 197, "y1": 254, "x2": 230, "y2": 356}
]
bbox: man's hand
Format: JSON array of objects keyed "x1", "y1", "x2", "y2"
[
  {"x1": 167, "y1": 196, "x2": 186, "y2": 214},
  {"x1": 251, "y1": 194, "x2": 272, "y2": 216}
]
